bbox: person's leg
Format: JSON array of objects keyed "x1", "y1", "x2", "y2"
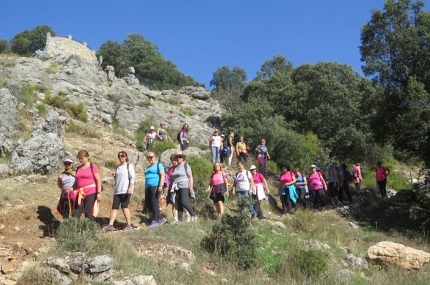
[
  {"x1": 286, "y1": 196, "x2": 293, "y2": 214},
  {"x1": 150, "y1": 186, "x2": 160, "y2": 221},
  {"x1": 120, "y1": 194, "x2": 132, "y2": 226},
  {"x1": 144, "y1": 187, "x2": 152, "y2": 215},
  {"x1": 355, "y1": 182, "x2": 361, "y2": 192},
  {"x1": 215, "y1": 201, "x2": 221, "y2": 217},
  {"x1": 312, "y1": 190, "x2": 318, "y2": 210},
  {"x1": 280, "y1": 194, "x2": 288, "y2": 215},
  {"x1": 261, "y1": 156, "x2": 267, "y2": 173},
  {"x1": 254, "y1": 195, "x2": 264, "y2": 218},
  {"x1": 83, "y1": 193, "x2": 96, "y2": 221},
  {"x1": 218, "y1": 199, "x2": 224, "y2": 217},
  {"x1": 108, "y1": 195, "x2": 121, "y2": 226},
  {"x1": 317, "y1": 189, "x2": 326, "y2": 209},
  {"x1": 343, "y1": 181, "x2": 352, "y2": 203},
  {"x1": 211, "y1": 146, "x2": 217, "y2": 163},
  {"x1": 337, "y1": 185, "x2": 344, "y2": 203},
  {"x1": 215, "y1": 147, "x2": 220, "y2": 163},
  {"x1": 179, "y1": 188, "x2": 195, "y2": 217},
  {"x1": 379, "y1": 179, "x2": 387, "y2": 198},
  {"x1": 72, "y1": 198, "x2": 85, "y2": 218},
  {"x1": 299, "y1": 188, "x2": 307, "y2": 208},
  {"x1": 175, "y1": 190, "x2": 183, "y2": 221},
  {"x1": 243, "y1": 191, "x2": 256, "y2": 217},
  {"x1": 228, "y1": 146, "x2": 234, "y2": 166}
]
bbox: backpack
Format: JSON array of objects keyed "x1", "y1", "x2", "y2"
[
  {"x1": 176, "y1": 130, "x2": 182, "y2": 143},
  {"x1": 343, "y1": 169, "x2": 352, "y2": 182}
]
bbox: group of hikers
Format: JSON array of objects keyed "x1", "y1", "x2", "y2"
[{"x1": 57, "y1": 125, "x2": 391, "y2": 230}]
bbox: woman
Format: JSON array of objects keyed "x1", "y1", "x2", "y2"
[
  {"x1": 72, "y1": 150, "x2": 102, "y2": 221},
  {"x1": 56, "y1": 158, "x2": 76, "y2": 218},
  {"x1": 103, "y1": 151, "x2": 136, "y2": 231},
  {"x1": 376, "y1": 161, "x2": 390, "y2": 199},
  {"x1": 205, "y1": 162, "x2": 228, "y2": 218},
  {"x1": 232, "y1": 161, "x2": 256, "y2": 218},
  {"x1": 339, "y1": 163, "x2": 353, "y2": 204},
  {"x1": 353, "y1": 163, "x2": 363, "y2": 192},
  {"x1": 171, "y1": 152, "x2": 197, "y2": 222},
  {"x1": 327, "y1": 164, "x2": 341, "y2": 207},
  {"x1": 143, "y1": 126, "x2": 157, "y2": 150},
  {"x1": 250, "y1": 165, "x2": 270, "y2": 219},
  {"x1": 278, "y1": 164, "x2": 297, "y2": 216},
  {"x1": 166, "y1": 154, "x2": 191, "y2": 222},
  {"x1": 235, "y1": 135, "x2": 248, "y2": 163},
  {"x1": 227, "y1": 132, "x2": 235, "y2": 166},
  {"x1": 294, "y1": 168, "x2": 308, "y2": 209},
  {"x1": 157, "y1": 123, "x2": 170, "y2": 141},
  {"x1": 209, "y1": 130, "x2": 222, "y2": 163},
  {"x1": 179, "y1": 123, "x2": 189, "y2": 151},
  {"x1": 220, "y1": 134, "x2": 227, "y2": 164},
  {"x1": 255, "y1": 139, "x2": 271, "y2": 173},
  {"x1": 144, "y1": 152, "x2": 167, "y2": 227},
  {"x1": 308, "y1": 165, "x2": 327, "y2": 212}
]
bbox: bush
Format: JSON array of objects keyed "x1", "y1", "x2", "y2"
[
  {"x1": 66, "y1": 102, "x2": 88, "y2": 122},
  {"x1": 286, "y1": 249, "x2": 328, "y2": 280},
  {"x1": 36, "y1": 103, "x2": 47, "y2": 117},
  {"x1": 180, "y1": 106, "x2": 196, "y2": 116},
  {"x1": 201, "y1": 215, "x2": 257, "y2": 269},
  {"x1": 67, "y1": 121, "x2": 101, "y2": 138},
  {"x1": 17, "y1": 84, "x2": 38, "y2": 106},
  {"x1": 45, "y1": 92, "x2": 88, "y2": 122}
]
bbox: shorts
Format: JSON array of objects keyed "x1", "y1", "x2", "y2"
[
  {"x1": 212, "y1": 193, "x2": 225, "y2": 204},
  {"x1": 112, "y1": 193, "x2": 131, "y2": 209}
]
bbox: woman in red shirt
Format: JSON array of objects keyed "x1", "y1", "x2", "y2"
[{"x1": 278, "y1": 164, "x2": 296, "y2": 216}]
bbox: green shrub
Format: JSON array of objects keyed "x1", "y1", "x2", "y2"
[
  {"x1": 187, "y1": 155, "x2": 213, "y2": 182},
  {"x1": 36, "y1": 103, "x2": 47, "y2": 117},
  {"x1": 67, "y1": 121, "x2": 101, "y2": 138},
  {"x1": 201, "y1": 215, "x2": 257, "y2": 269},
  {"x1": 161, "y1": 97, "x2": 182, "y2": 106},
  {"x1": 17, "y1": 84, "x2": 38, "y2": 106},
  {"x1": 180, "y1": 106, "x2": 196, "y2": 116},
  {"x1": 137, "y1": 100, "x2": 152, "y2": 107},
  {"x1": 56, "y1": 218, "x2": 103, "y2": 254},
  {"x1": 44, "y1": 91, "x2": 68, "y2": 109},
  {"x1": 285, "y1": 249, "x2": 328, "y2": 280},
  {"x1": 0, "y1": 74, "x2": 5, "y2": 87},
  {"x1": 45, "y1": 63, "x2": 60, "y2": 74},
  {"x1": 66, "y1": 102, "x2": 88, "y2": 122},
  {"x1": 197, "y1": 143, "x2": 210, "y2": 151}
]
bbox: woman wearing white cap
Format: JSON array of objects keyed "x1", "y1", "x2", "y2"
[
  {"x1": 250, "y1": 165, "x2": 269, "y2": 219},
  {"x1": 56, "y1": 158, "x2": 76, "y2": 218},
  {"x1": 143, "y1": 126, "x2": 157, "y2": 150},
  {"x1": 209, "y1": 130, "x2": 221, "y2": 163},
  {"x1": 308, "y1": 165, "x2": 327, "y2": 212}
]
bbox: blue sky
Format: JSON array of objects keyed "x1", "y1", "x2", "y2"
[{"x1": 1, "y1": 0, "x2": 429, "y2": 88}]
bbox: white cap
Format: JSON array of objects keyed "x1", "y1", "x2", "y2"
[
  {"x1": 150, "y1": 126, "x2": 155, "y2": 130},
  {"x1": 64, "y1": 158, "x2": 74, "y2": 163},
  {"x1": 310, "y1": 164, "x2": 317, "y2": 168},
  {"x1": 249, "y1": 165, "x2": 257, "y2": 170}
]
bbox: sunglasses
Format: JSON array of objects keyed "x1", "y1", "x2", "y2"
[
  {"x1": 118, "y1": 154, "x2": 126, "y2": 158},
  {"x1": 147, "y1": 156, "x2": 154, "y2": 159}
]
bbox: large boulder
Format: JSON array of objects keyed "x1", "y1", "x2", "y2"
[
  {"x1": 368, "y1": 241, "x2": 430, "y2": 269},
  {"x1": 10, "y1": 110, "x2": 65, "y2": 174}
]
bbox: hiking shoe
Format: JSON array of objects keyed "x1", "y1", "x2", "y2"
[
  {"x1": 158, "y1": 217, "x2": 168, "y2": 226},
  {"x1": 103, "y1": 224, "x2": 115, "y2": 231},
  {"x1": 190, "y1": 216, "x2": 198, "y2": 222},
  {"x1": 149, "y1": 221, "x2": 160, "y2": 228},
  {"x1": 123, "y1": 224, "x2": 133, "y2": 231}
]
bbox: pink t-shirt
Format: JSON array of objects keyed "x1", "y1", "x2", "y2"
[
  {"x1": 252, "y1": 172, "x2": 265, "y2": 184},
  {"x1": 211, "y1": 172, "x2": 227, "y2": 186},
  {"x1": 279, "y1": 171, "x2": 295, "y2": 185},
  {"x1": 353, "y1": 166, "x2": 361, "y2": 183},
  {"x1": 308, "y1": 172, "x2": 324, "y2": 191},
  {"x1": 75, "y1": 164, "x2": 99, "y2": 195},
  {"x1": 376, "y1": 167, "x2": 387, "y2": 181}
]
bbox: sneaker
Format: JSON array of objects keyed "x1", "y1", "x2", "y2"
[
  {"x1": 149, "y1": 220, "x2": 160, "y2": 228},
  {"x1": 158, "y1": 217, "x2": 167, "y2": 225},
  {"x1": 103, "y1": 224, "x2": 115, "y2": 231},
  {"x1": 123, "y1": 224, "x2": 133, "y2": 231},
  {"x1": 190, "y1": 216, "x2": 198, "y2": 222}
]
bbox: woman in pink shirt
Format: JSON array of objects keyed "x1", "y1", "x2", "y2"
[
  {"x1": 73, "y1": 150, "x2": 102, "y2": 221},
  {"x1": 353, "y1": 163, "x2": 363, "y2": 192},
  {"x1": 308, "y1": 165, "x2": 327, "y2": 212},
  {"x1": 205, "y1": 162, "x2": 229, "y2": 218},
  {"x1": 376, "y1": 161, "x2": 390, "y2": 199},
  {"x1": 278, "y1": 164, "x2": 296, "y2": 216}
]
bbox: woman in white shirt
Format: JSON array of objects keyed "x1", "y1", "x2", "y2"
[
  {"x1": 209, "y1": 129, "x2": 222, "y2": 163},
  {"x1": 232, "y1": 161, "x2": 257, "y2": 218},
  {"x1": 103, "y1": 151, "x2": 135, "y2": 231}
]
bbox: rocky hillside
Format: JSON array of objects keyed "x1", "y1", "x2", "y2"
[{"x1": 0, "y1": 54, "x2": 221, "y2": 175}]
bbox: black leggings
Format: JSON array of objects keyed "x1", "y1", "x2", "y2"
[
  {"x1": 175, "y1": 188, "x2": 195, "y2": 221},
  {"x1": 253, "y1": 195, "x2": 264, "y2": 218},
  {"x1": 73, "y1": 193, "x2": 96, "y2": 221},
  {"x1": 280, "y1": 194, "x2": 293, "y2": 214},
  {"x1": 378, "y1": 179, "x2": 387, "y2": 198},
  {"x1": 311, "y1": 189, "x2": 325, "y2": 210},
  {"x1": 296, "y1": 187, "x2": 307, "y2": 208},
  {"x1": 237, "y1": 152, "x2": 247, "y2": 162},
  {"x1": 338, "y1": 180, "x2": 352, "y2": 203},
  {"x1": 145, "y1": 187, "x2": 161, "y2": 221}
]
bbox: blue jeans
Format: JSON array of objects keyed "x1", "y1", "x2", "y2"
[
  {"x1": 211, "y1": 146, "x2": 220, "y2": 163},
  {"x1": 236, "y1": 191, "x2": 256, "y2": 216}
]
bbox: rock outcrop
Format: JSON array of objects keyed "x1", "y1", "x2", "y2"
[{"x1": 367, "y1": 241, "x2": 430, "y2": 269}]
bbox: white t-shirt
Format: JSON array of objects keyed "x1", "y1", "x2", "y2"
[
  {"x1": 115, "y1": 163, "x2": 136, "y2": 194},
  {"x1": 211, "y1": 135, "x2": 221, "y2": 147},
  {"x1": 234, "y1": 170, "x2": 252, "y2": 192}
]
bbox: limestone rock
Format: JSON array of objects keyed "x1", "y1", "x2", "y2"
[
  {"x1": 1, "y1": 260, "x2": 19, "y2": 274},
  {"x1": 344, "y1": 254, "x2": 368, "y2": 268},
  {"x1": 41, "y1": 267, "x2": 72, "y2": 285},
  {"x1": 132, "y1": 275, "x2": 157, "y2": 285},
  {"x1": 87, "y1": 255, "x2": 113, "y2": 273},
  {"x1": 368, "y1": 241, "x2": 430, "y2": 269}
]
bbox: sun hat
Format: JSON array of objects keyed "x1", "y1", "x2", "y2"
[
  {"x1": 310, "y1": 164, "x2": 317, "y2": 168},
  {"x1": 214, "y1": 129, "x2": 219, "y2": 133},
  {"x1": 150, "y1": 126, "x2": 155, "y2": 130},
  {"x1": 220, "y1": 134, "x2": 225, "y2": 137},
  {"x1": 64, "y1": 158, "x2": 74, "y2": 164},
  {"x1": 174, "y1": 151, "x2": 187, "y2": 160},
  {"x1": 249, "y1": 165, "x2": 257, "y2": 170}
]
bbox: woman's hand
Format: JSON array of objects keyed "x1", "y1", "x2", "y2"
[{"x1": 97, "y1": 193, "x2": 102, "y2": 201}]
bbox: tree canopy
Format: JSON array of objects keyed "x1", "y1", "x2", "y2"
[{"x1": 10, "y1": 25, "x2": 55, "y2": 56}]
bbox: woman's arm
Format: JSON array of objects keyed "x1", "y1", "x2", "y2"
[
  {"x1": 158, "y1": 170, "x2": 165, "y2": 192},
  {"x1": 94, "y1": 172, "x2": 102, "y2": 201},
  {"x1": 223, "y1": 176, "x2": 229, "y2": 196},
  {"x1": 57, "y1": 175, "x2": 63, "y2": 189},
  {"x1": 262, "y1": 178, "x2": 270, "y2": 194},
  {"x1": 186, "y1": 170, "x2": 193, "y2": 192},
  {"x1": 232, "y1": 180, "x2": 237, "y2": 195},
  {"x1": 156, "y1": 128, "x2": 162, "y2": 140}
]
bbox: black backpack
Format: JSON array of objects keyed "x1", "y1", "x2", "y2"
[{"x1": 176, "y1": 131, "x2": 182, "y2": 143}]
